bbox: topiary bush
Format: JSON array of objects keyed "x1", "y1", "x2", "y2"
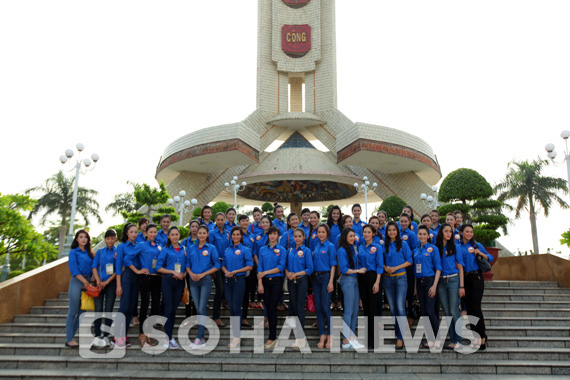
[
  {"x1": 439, "y1": 168, "x2": 493, "y2": 204},
  {"x1": 378, "y1": 196, "x2": 407, "y2": 219}
]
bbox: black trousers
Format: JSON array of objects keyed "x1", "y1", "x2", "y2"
[
  {"x1": 358, "y1": 271, "x2": 378, "y2": 349},
  {"x1": 405, "y1": 265, "x2": 416, "y2": 316},
  {"x1": 464, "y1": 271, "x2": 487, "y2": 340},
  {"x1": 242, "y1": 270, "x2": 256, "y2": 319},
  {"x1": 184, "y1": 275, "x2": 197, "y2": 318},
  {"x1": 262, "y1": 276, "x2": 284, "y2": 341},
  {"x1": 138, "y1": 274, "x2": 162, "y2": 334}
]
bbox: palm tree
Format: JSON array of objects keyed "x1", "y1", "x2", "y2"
[
  {"x1": 27, "y1": 171, "x2": 102, "y2": 255},
  {"x1": 105, "y1": 192, "x2": 142, "y2": 218},
  {"x1": 495, "y1": 159, "x2": 569, "y2": 254}
]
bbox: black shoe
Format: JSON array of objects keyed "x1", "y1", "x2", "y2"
[{"x1": 65, "y1": 342, "x2": 79, "y2": 348}]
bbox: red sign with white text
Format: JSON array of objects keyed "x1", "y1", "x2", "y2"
[
  {"x1": 283, "y1": 0, "x2": 310, "y2": 8},
  {"x1": 282, "y1": 24, "x2": 311, "y2": 58}
]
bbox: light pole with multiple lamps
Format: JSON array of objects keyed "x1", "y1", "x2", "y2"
[
  {"x1": 225, "y1": 176, "x2": 247, "y2": 210},
  {"x1": 168, "y1": 191, "x2": 197, "y2": 227},
  {"x1": 354, "y1": 176, "x2": 378, "y2": 222},
  {"x1": 420, "y1": 185, "x2": 440, "y2": 209},
  {"x1": 545, "y1": 130, "x2": 570, "y2": 197},
  {"x1": 59, "y1": 143, "x2": 99, "y2": 257}
]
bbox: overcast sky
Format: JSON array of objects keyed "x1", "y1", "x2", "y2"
[{"x1": 1, "y1": 1, "x2": 570, "y2": 256}]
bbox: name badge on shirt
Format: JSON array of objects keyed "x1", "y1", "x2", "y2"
[
  {"x1": 256, "y1": 236, "x2": 261, "y2": 241},
  {"x1": 235, "y1": 250, "x2": 241, "y2": 255},
  {"x1": 202, "y1": 250, "x2": 209, "y2": 256},
  {"x1": 370, "y1": 247, "x2": 377, "y2": 253},
  {"x1": 455, "y1": 234, "x2": 460, "y2": 240},
  {"x1": 416, "y1": 263, "x2": 422, "y2": 274},
  {"x1": 429, "y1": 233, "x2": 434, "y2": 239},
  {"x1": 174, "y1": 263, "x2": 181, "y2": 273},
  {"x1": 468, "y1": 247, "x2": 475, "y2": 253},
  {"x1": 152, "y1": 259, "x2": 157, "y2": 269},
  {"x1": 106, "y1": 263, "x2": 113, "y2": 276},
  {"x1": 402, "y1": 235, "x2": 408, "y2": 241},
  {"x1": 297, "y1": 250, "x2": 304, "y2": 258},
  {"x1": 427, "y1": 247, "x2": 433, "y2": 253}
]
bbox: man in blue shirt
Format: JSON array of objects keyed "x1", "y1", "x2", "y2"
[{"x1": 156, "y1": 215, "x2": 171, "y2": 246}]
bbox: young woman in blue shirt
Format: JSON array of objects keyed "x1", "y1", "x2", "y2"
[
  {"x1": 280, "y1": 212, "x2": 300, "y2": 250},
  {"x1": 401, "y1": 205, "x2": 419, "y2": 234},
  {"x1": 114, "y1": 223, "x2": 140, "y2": 349},
  {"x1": 273, "y1": 204, "x2": 287, "y2": 236},
  {"x1": 65, "y1": 230, "x2": 93, "y2": 348},
  {"x1": 239, "y1": 214, "x2": 257, "y2": 325},
  {"x1": 199, "y1": 205, "x2": 215, "y2": 230},
  {"x1": 312, "y1": 224, "x2": 337, "y2": 349},
  {"x1": 382, "y1": 221, "x2": 412, "y2": 350},
  {"x1": 326, "y1": 205, "x2": 342, "y2": 244},
  {"x1": 376, "y1": 211, "x2": 387, "y2": 239},
  {"x1": 285, "y1": 228, "x2": 313, "y2": 349},
  {"x1": 224, "y1": 207, "x2": 238, "y2": 234},
  {"x1": 435, "y1": 223, "x2": 465, "y2": 350},
  {"x1": 186, "y1": 225, "x2": 220, "y2": 349},
  {"x1": 222, "y1": 227, "x2": 254, "y2": 348},
  {"x1": 91, "y1": 229, "x2": 117, "y2": 348},
  {"x1": 459, "y1": 224, "x2": 493, "y2": 350},
  {"x1": 414, "y1": 225, "x2": 442, "y2": 349},
  {"x1": 253, "y1": 215, "x2": 272, "y2": 310},
  {"x1": 124, "y1": 223, "x2": 162, "y2": 347},
  {"x1": 135, "y1": 217, "x2": 149, "y2": 243},
  {"x1": 156, "y1": 226, "x2": 187, "y2": 350},
  {"x1": 210, "y1": 212, "x2": 230, "y2": 327},
  {"x1": 358, "y1": 224, "x2": 383, "y2": 350},
  {"x1": 399, "y1": 213, "x2": 419, "y2": 326},
  {"x1": 337, "y1": 228, "x2": 366, "y2": 350},
  {"x1": 248, "y1": 207, "x2": 263, "y2": 235},
  {"x1": 351, "y1": 203, "x2": 366, "y2": 239},
  {"x1": 307, "y1": 211, "x2": 320, "y2": 251},
  {"x1": 257, "y1": 226, "x2": 287, "y2": 349}
]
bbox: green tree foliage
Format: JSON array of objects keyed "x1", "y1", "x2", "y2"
[
  {"x1": 27, "y1": 171, "x2": 101, "y2": 255},
  {"x1": 495, "y1": 158, "x2": 569, "y2": 254},
  {"x1": 192, "y1": 207, "x2": 202, "y2": 219},
  {"x1": 261, "y1": 202, "x2": 274, "y2": 218},
  {"x1": 105, "y1": 190, "x2": 142, "y2": 218},
  {"x1": 378, "y1": 196, "x2": 407, "y2": 219},
  {"x1": 152, "y1": 207, "x2": 179, "y2": 224},
  {"x1": 132, "y1": 181, "x2": 170, "y2": 218},
  {"x1": 436, "y1": 203, "x2": 471, "y2": 223},
  {"x1": 212, "y1": 201, "x2": 232, "y2": 216},
  {"x1": 560, "y1": 229, "x2": 570, "y2": 248},
  {"x1": 0, "y1": 194, "x2": 58, "y2": 276},
  {"x1": 438, "y1": 168, "x2": 493, "y2": 204}
]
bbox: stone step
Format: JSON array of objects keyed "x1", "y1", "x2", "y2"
[
  {"x1": 0, "y1": 353, "x2": 568, "y2": 376},
  {"x1": 43, "y1": 292, "x2": 570, "y2": 309}
]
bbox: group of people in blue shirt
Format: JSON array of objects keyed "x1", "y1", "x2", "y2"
[{"x1": 64, "y1": 203, "x2": 492, "y2": 352}]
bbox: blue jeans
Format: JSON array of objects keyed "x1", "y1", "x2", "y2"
[
  {"x1": 382, "y1": 274, "x2": 407, "y2": 340},
  {"x1": 161, "y1": 274, "x2": 185, "y2": 339},
  {"x1": 288, "y1": 276, "x2": 309, "y2": 334},
  {"x1": 416, "y1": 276, "x2": 438, "y2": 341},
  {"x1": 115, "y1": 268, "x2": 139, "y2": 338},
  {"x1": 313, "y1": 273, "x2": 332, "y2": 336},
  {"x1": 190, "y1": 275, "x2": 213, "y2": 340},
  {"x1": 224, "y1": 276, "x2": 246, "y2": 338},
  {"x1": 340, "y1": 275, "x2": 359, "y2": 340},
  {"x1": 437, "y1": 275, "x2": 461, "y2": 344},
  {"x1": 93, "y1": 281, "x2": 116, "y2": 337},
  {"x1": 65, "y1": 276, "x2": 89, "y2": 342}
]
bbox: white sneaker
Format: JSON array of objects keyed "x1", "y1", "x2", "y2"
[
  {"x1": 100, "y1": 337, "x2": 110, "y2": 348},
  {"x1": 285, "y1": 317, "x2": 297, "y2": 328},
  {"x1": 349, "y1": 339, "x2": 365, "y2": 350},
  {"x1": 341, "y1": 342, "x2": 352, "y2": 350},
  {"x1": 91, "y1": 337, "x2": 102, "y2": 348},
  {"x1": 168, "y1": 338, "x2": 180, "y2": 350}
]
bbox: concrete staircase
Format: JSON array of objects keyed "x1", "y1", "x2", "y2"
[{"x1": 0, "y1": 280, "x2": 569, "y2": 379}]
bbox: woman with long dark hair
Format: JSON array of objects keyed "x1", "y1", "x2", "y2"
[
  {"x1": 186, "y1": 225, "x2": 220, "y2": 349},
  {"x1": 326, "y1": 205, "x2": 342, "y2": 244},
  {"x1": 65, "y1": 230, "x2": 93, "y2": 348},
  {"x1": 257, "y1": 226, "x2": 287, "y2": 349},
  {"x1": 382, "y1": 221, "x2": 412, "y2": 350},
  {"x1": 280, "y1": 212, "x2": 300, "y2": 250},
  {"x1": 222, "y1": 227, "x2": 253, "y2": 348},
  {"x1": 414, "y1": 225, "x2": 442, "y2": 349},
  {"x1": 210, "y1": 212, "x2": 230, "y2": 327},
  {"x1": 459, "y1": 224, "x2": 493, "y2": 350},
  {"x1": 358, "y1": 224, "x2": 383, "y2": 350},
  {"x1": 307, "y1": 211, "x2": 321, "y2": 251},
  {"x1": 157, "y1": 226, "x2": 187, "y2": 350},
  {"x1": 337, "y1": 228, "x2": 366, "y2": 350},
  {"x1": 435, "y1": 223, "x2": 465, "y2": 350},
  {"x1": 285, "y1": 228, "x2": 313, "y2": 349},
  {"x1": 113, "y1": 223, "x2": 140, "y2": 349}
]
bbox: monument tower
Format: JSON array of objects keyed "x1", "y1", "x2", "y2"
[{"x1": 156, "y1": 0, "x2": 441, "y2": 221}]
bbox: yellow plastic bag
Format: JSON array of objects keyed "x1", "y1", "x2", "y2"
[{"x1": 81, "y1": 291, "x2": 95, "y2": 311}]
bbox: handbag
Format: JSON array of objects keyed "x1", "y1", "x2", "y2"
[
  {"x1": 306, "y1": 294, "x2": 316, "y2": 313},
  {"x1": 86, "y1": 285, "x2": 100, "y2": 298},
  {"x1": 476, "y1": 254, "x2": 492, "y2": 273},
  {"x1": 181, "y1": 284, "x2": 190, "y2": 304},
  {"x1": 81, "y1": 291, "x2": 95, "y2": 311}
]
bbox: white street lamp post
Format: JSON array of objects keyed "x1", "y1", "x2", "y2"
[
  {"x1": 168, "y1": 191, "x2": 197, "y2": 226},
  {"x1": 60, "y1": 143, "x2": 99, "y2": 257},
  {"x1": 420, "y1": 185, "x2": 440, "y2": 209},
  {"x1": 545, "y1": 130, "x2": 570, "y2": 197},
  {"x1": 225, "y1": 176, "x2": 247, "y2": 209},
  {"x1": 354, "y1": 176, "x2": 378, "y2": 222}
]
